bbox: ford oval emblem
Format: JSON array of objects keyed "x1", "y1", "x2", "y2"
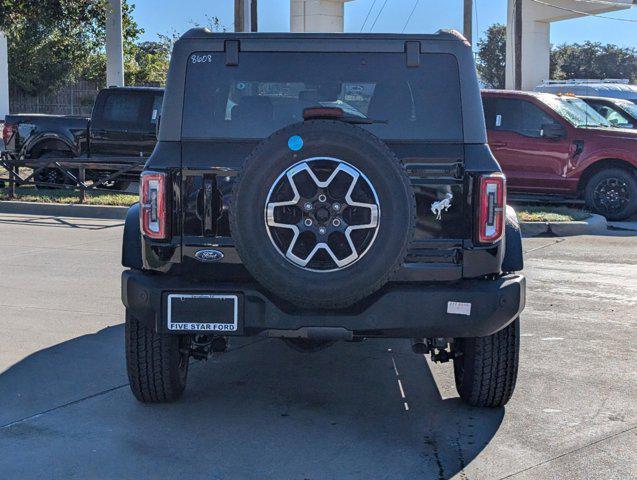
[{"x1": 195, "y1": 249, "x2": 224, "y2": 263}]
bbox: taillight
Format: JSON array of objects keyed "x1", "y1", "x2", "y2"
[
  {"x1": 140, "y1": 171, "x2": 167, "y2": 239},
  {"x1": 2, "y1": 122, "x2": 16, "y2": 146},
  {"x1": 476, "y1": 173, "x2": 506, "y2": 244}
]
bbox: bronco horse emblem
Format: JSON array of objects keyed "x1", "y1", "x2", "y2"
[{"x1": 431, "y1": 193, "x2": 453, "y2": 220}]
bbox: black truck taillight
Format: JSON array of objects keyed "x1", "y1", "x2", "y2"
[
  {"x1": 140, "y1": 171, "x2": 167, "y2": 239},
  {"x1": 2, "y1": 122, "x2": 16, "y2": 146},
  {"x1": 476, "y1": 173, "x2": 506, "y2": 244}
]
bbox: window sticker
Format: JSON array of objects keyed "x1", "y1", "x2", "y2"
[{"x1": 495, "y1": 114, "x2": 502, "y2": 127}]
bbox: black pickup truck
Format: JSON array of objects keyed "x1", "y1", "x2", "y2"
[{"x1": 2, "y1": 86, "x2": 163, "y2": 189}]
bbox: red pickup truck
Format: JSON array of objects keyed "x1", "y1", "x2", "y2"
[{"x1": 482, "y1": 90, "x2": 637, "y2": 220}]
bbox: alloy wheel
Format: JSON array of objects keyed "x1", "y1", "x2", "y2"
[{"x1": 264, "y1": 157, "x2": 380, "y2": 272}]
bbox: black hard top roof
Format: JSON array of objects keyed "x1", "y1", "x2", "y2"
[
  {"x1": 179, "y1": 28, "x2": 469, "y2": 43},
  {"x1": 157, "y1": 28, "x2": 486, "y2": 144}
]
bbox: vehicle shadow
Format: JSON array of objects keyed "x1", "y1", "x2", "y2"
[{"x1": 0, "y1": 326, "x2": 504, "y2": 479}]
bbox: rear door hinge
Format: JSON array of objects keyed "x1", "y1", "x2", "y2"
[{"x1": 225, "y1": 40, "x2": 239, "y2": 66}]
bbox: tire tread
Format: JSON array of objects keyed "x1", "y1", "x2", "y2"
[
  {"x1": 125, "y1": 311, "x2": 187, "y2": 403},
  {"x1": 455, "y1": 318, "x2": 519, "y2": 408}
]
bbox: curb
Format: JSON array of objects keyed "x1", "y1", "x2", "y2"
[
  {"x1": 520, "y1": 214, "x2": 607, "y2": 237},
  {"x1": 607, "y1": 220, "x2": 637, "y2": 232},
  {"x1": 0, "y1": 200, "x2": 129, "y2": 220}
]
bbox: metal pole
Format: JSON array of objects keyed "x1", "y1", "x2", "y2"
[
  {"x1": 9, "y1": 166, "x2": 16, "y2": 198},
  {"x1": 463, "y1": 0, "x2": 473, "y2": 44},
  {"x1": 235, "y1": 0, "x2": 244, "y2": 32},
  {"x1": 105, "y1": 0, "x2": 124, "y2": 87},
  {"x1": 78, "y1": 167, "x2": 86, "y2": 204},
  {"x1": 251, "y1": 0, "x2": 258, "y2": 32},
  {"x1": 0, "y1": 31, "x2": 9, "y2": 118},
  {"x1": 235, "y1": 0, "x2": 254, "y2": 32},
  {"x1": 514, "y1": 0, "x2": 522, "y2": 90}
]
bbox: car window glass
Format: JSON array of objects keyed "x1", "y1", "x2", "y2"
[
  {"x1": 183, "y1": 52, "x2": 463, "y2": 141},
  {"x1": 97, "y1": 91, "x2": 159, "y2": 132},
  {"x1": 151, "y1": 95, "x2": 163, "y2": 125},
  {"x1": 539, "y1": 94, "x2": 611, "y2": 128},
  {"x1": 603, "y1": 107, "x2": 631, "y2": 127},
  {"x1": 487, "y1": 98, "x2": 558, "y2": 138},
  {"x1": 482, "y1": 97, "x2": 497, "y2": 129},
  {"x1": 102, "y1": 92, "x2": 143, "y2": 125},
  {"x1": 613, "y1": 100, "x2": 637, "y2": 123}
]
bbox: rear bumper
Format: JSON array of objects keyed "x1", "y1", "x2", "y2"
[{"x1": 122, "y1": 270, "x2": 525, "y2": 338}]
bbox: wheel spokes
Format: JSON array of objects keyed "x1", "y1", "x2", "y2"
[{"x1": 265, "y1": 158, "x2": 380, "y2": 271}]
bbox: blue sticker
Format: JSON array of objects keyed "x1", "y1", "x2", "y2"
[{"x1": 288, "y1": 135, "x2": 303, "y2": 151}]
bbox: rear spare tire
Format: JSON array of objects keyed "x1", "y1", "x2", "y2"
[{"x1": 230, "y1": 120, "x2": 415, "y2": 309}]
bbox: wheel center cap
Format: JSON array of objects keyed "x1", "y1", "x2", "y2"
[{"x1": 315, "y1": 207, "x2": 330, "y2": 223}]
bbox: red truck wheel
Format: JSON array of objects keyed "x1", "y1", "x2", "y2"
[{"x1": 585, "y1": 168, "x2": 637, "y2": 221}]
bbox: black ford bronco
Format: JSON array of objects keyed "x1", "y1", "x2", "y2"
[{"x1": 121, "y1": 30, "x2": 526, "y2": 407}]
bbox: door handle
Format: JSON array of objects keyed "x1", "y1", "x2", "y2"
[{"x1": 490, "y1": 142, "x2": 507, "y2": 149}]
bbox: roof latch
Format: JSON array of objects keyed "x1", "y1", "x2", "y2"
[
  {"x1": 225, "y1": 40, "x2": 239, "y2": 66},
  {"x1": 405, "y1": 41, "x2": 420, "y2": 68}
]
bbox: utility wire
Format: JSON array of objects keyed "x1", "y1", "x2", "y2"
[
  {"x1": 360, "y1": 0, "x2": 378, "y2": 32},
  {"x1": 402, "y1": 0, "x2": 420, "y2": 33},
  {"x1": 370, "y1": 0, "x2": 390, "y2": 31},
  {"x1": 531, "y1": 0, "x2": 637, "y2": 22}
]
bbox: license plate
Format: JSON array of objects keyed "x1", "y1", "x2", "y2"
[{"x1": 167, "y1": 294, "x2": 238, "y2": 332}]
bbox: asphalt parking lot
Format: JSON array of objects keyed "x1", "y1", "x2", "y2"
[{"x1": 0, "y1": 212, "x2": 635, "y2": 479}]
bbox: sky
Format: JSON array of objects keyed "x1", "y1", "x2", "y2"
[{"x1": 132, "y1": 0, "x2": 637, "y2": 49}]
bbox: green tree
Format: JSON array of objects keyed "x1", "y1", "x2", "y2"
[
  {"x1": 476, "y1": 24, "x2": 507, "y2": 89},
  {"x1": 0, "y1": 0, "x2": 142, "y2": 94},
  {"x1": 551, "y1": 42, "x2": 637, "y2": 83},
  {"x1": 131, "y1": 41, "x2": 171, "y2": 86},
  {"x1": 476, "y1": 25, "x2": 637, "y2": 88},
  {"x1": 125, "y1": 15, "x2": 226, "y2": 87}
]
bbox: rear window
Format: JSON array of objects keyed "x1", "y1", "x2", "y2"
[
  {"x1": 94, "y1": 90, "x2": 162, "y2": 133},
  {"x1": 182, "y1": 52, "x2": 462, "y2": 141},
  {"x1": 103, "y1": 92, "x2": 143, "y2": 124}
]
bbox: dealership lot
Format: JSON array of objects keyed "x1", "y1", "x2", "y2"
[{"x1": 0, "y1": 213, "x2": 635, "y2": 479}]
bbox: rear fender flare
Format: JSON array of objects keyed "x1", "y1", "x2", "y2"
[
  {"x1": 502, "y1": 206, "x2": 524, "y2": 273},
  {"x1": 122, "y1": 203, "x2": 143, "y2": 270},
  {"x1": 23, "y1": 132, "x2": 78, "y2": 158}
]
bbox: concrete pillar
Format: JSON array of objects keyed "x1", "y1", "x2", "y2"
[
  {"x1": 0, "y1": 31, "x2": 9, "y2": 117},
  {"x1": 105, "y1": 0, "x2": 124, "y2": 87},
  {"x1": 235, "y1": 0, "x2": 255, "y2": 32},
  {"x1": 505, "y1": 0, "x2": 633, "y2": 91},
  {"x1": 506, "y1": 1, "x2": 551, "y2": 91},
  {"x1": 291, "y1": 0, "x2": 354, "y2": 33}
]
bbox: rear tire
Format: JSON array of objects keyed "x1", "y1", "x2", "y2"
[
  {"x1": 125, "y1": 310, "x2": 190, "y2": 403},
  {"x1": 33, "y1": 151, "x2": 74, "y2": 189},
  {"x1": 453, "y1": 318, "x2": 520, "y2": 408},
  {"x1": 584, "y1": 167, "x2": 637, "y2": 221}
]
